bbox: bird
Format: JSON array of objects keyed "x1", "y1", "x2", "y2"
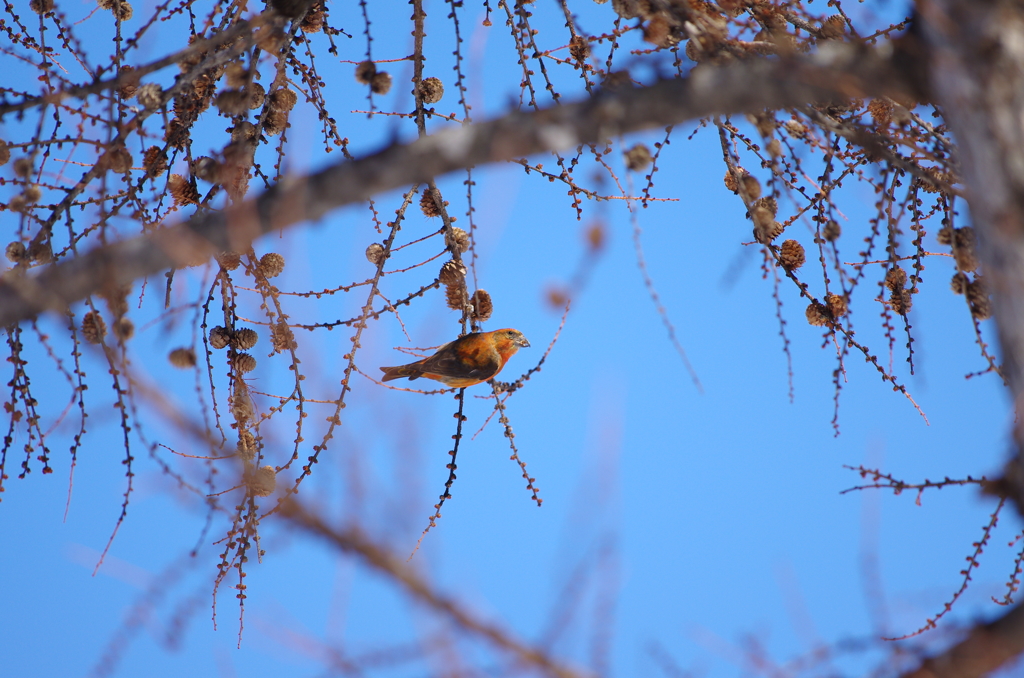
[{"x1": 380, "y1": 328, "x2": 530, "y2": 388}]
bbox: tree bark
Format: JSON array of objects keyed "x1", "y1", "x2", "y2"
[
  {"x1": 896, "y1": 2, "x2": 1024, "y2": 676},
  {"x1": 922, "y1": 0, "x2": 1024, "y2": 504}
]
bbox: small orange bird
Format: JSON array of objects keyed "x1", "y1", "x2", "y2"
[{"x1": 380, "y1": 328, "x2": 530, "y2": 388}]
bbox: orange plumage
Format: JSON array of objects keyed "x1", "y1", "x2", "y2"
[{"x1": 380, "y1": 328, "x2": 530, "y2": 388}]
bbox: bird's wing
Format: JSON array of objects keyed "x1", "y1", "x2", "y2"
[{"x1": 418, "y1": 336, "x2": 502, "y2": 380}]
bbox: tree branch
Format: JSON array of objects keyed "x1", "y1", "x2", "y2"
[
  {"x1": 0, "y1": 41, "x2": 919, "y2": 326},
  {"x1": 886, "y1": 3, "x2": 1024, "y2": 676},
  {"x1": 902, "y1": 602, "x2": 1024, "y2": 678},
  {"x1": 921, "y1": 0, "x2": 1024, "y2": 508},
  {"x1": 279, "y1": 498, "x2": 589, "y2": 678}
]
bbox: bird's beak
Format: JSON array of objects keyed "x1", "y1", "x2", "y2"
[{"x1": 517, "y1": 335, "x2": 531, "y2": 348}]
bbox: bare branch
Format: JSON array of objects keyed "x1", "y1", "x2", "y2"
[
  {"x1": 279, "y1": 498, "x2": 590, "y2": 678},
  {"x1": 902, "y1": 601, "x2": 1024, "y2": 678},
  {"x1": 922, "y1": 0, "x2": 1024, "y2": 508},
  {"x1": 0, "y1": 42, "x2": 918, "y2": 326}
]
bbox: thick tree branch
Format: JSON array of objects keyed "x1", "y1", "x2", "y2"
[
  {"x1": 889, "y1": 2, "x2": 1024, "y2": 676},
  {"x1": 0, "y1": 42, "x2": 918, "y2": 327},
  {"x1": 921, "y1": 0, "x2": 1024, "y2": 505},
  {"x1": 902, "y1": 602, "x2": 1024, "y2": 678},
  {"x1": 279, "y1": 499, "x2": 589, "y2": 678}
]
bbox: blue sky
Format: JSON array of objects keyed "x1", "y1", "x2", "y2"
[{"x1": 1, "y1": 1, "x2": 1020, "y2": 677}]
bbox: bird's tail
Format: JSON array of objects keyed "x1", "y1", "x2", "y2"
[{"x1": 379, "y1": 365, "x2": 421, "y2": 382}]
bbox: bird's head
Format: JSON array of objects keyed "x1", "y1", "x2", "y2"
[{"x1": 496, "y1": 328, "x2": 530, "y2": 349}]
